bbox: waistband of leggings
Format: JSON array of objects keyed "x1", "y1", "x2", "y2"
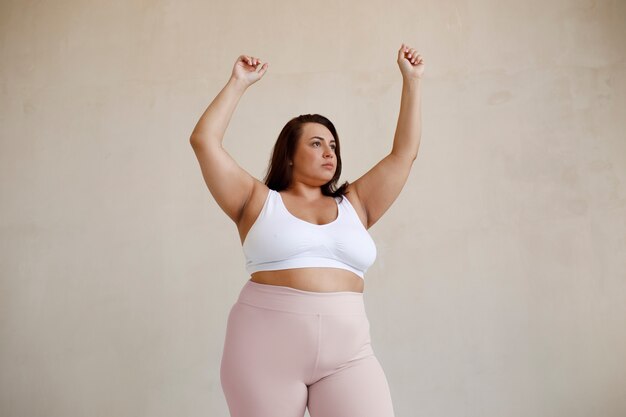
[{"x1": 236, "y1": 279, "x2": 366, "y2": 315}]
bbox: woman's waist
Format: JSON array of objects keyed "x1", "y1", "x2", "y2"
[
  {"x1": 250, "y1": 267, "x2": 364, "y2": 293},
  {"x1": 238, "y1": 277, "x2": 367, "y2": 315}
]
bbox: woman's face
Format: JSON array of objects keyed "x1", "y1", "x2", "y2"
[{"x1": 291, "y1": 123, "x2": 337, "y2": 187}]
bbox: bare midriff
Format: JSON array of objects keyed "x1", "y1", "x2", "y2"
[{"x1": 250, "y1": 267, "x2": 364, "y2": 293}]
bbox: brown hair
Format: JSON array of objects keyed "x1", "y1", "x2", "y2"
[{"x1": 263, "y1": 114, "x2": 350, "y2": 202}]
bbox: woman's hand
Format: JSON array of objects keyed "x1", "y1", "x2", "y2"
[
  {"x1": 397, "y1": 43, "x2": 424, "y2": 81},
  {"x1": 231, "y1": 55, "x2": 269, "y2": 88}
]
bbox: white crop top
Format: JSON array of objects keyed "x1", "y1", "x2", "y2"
[{"x1": 242, "y1": 189, "x2": 377, "y2": 279}]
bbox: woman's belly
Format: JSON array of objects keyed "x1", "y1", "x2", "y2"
[{"x1": 250, "y1": 267, "x2": 364, "y2": 293}]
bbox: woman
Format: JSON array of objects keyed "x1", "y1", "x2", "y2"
[{"x1": 190, "y1": 44, "x2": 424, "y2": 417}]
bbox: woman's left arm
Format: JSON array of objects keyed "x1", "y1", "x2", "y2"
[
  {"x1": 349, "y1": 44, "x2": 424, "y2": 229},
  {"x1": 391, "y1": 77, "x2": 422, "y2": 160}
]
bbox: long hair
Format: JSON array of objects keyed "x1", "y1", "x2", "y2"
[{"x1": 263, "y1": 114, "x2": 350, "y2": 202}]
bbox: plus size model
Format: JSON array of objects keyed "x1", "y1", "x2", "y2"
[{"x1": 190, "y1": 43, "x2": 424, "y2": 417}]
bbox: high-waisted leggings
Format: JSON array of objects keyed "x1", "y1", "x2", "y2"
[{"x1": 220, "y1": 279, "x2": 396, "y2": 417}]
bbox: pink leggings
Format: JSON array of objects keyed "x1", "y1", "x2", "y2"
[{"x1": 220, "y1": 279, "x2": 396, "y2": 417}]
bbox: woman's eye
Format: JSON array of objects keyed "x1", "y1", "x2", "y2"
[{"x1": 313, "y1": 141, "x2": 335, "y2": 150}]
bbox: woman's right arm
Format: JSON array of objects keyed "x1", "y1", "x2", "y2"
[{"x1": 189, "y1": 55, "x2": 268, "y2": 224}]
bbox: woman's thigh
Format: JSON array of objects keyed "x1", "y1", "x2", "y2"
[
  {"x1": 307, "y1": 354, "x2": 395, "y2": 417},
  {"x1": 220, "y1": 302, "x2": 317, "y2": 417}
]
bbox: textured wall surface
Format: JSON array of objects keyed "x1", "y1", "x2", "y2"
[{"x1": 1, "y1": 0, "x2": 625, "y2": 416}]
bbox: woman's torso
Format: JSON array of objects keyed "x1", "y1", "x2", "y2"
[{"x1": 237, "y1": 183, "x2": 369, "y2": 293}]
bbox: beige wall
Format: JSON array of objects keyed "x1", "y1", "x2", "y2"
[{"x1": 2, "y1": 0, "x2": 625, "y2": 416}]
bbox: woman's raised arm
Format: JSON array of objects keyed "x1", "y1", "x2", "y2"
[
  {"x1": 189, "y1": 55, "x2": 269, "y2": 224},
  {"x1": 349, "y1": 44, "x2": 424, "y2": 229}
]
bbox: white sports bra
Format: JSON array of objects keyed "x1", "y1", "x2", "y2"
[{"x1": 242, "y1": 189, "x2": 377, "y2": 279}]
